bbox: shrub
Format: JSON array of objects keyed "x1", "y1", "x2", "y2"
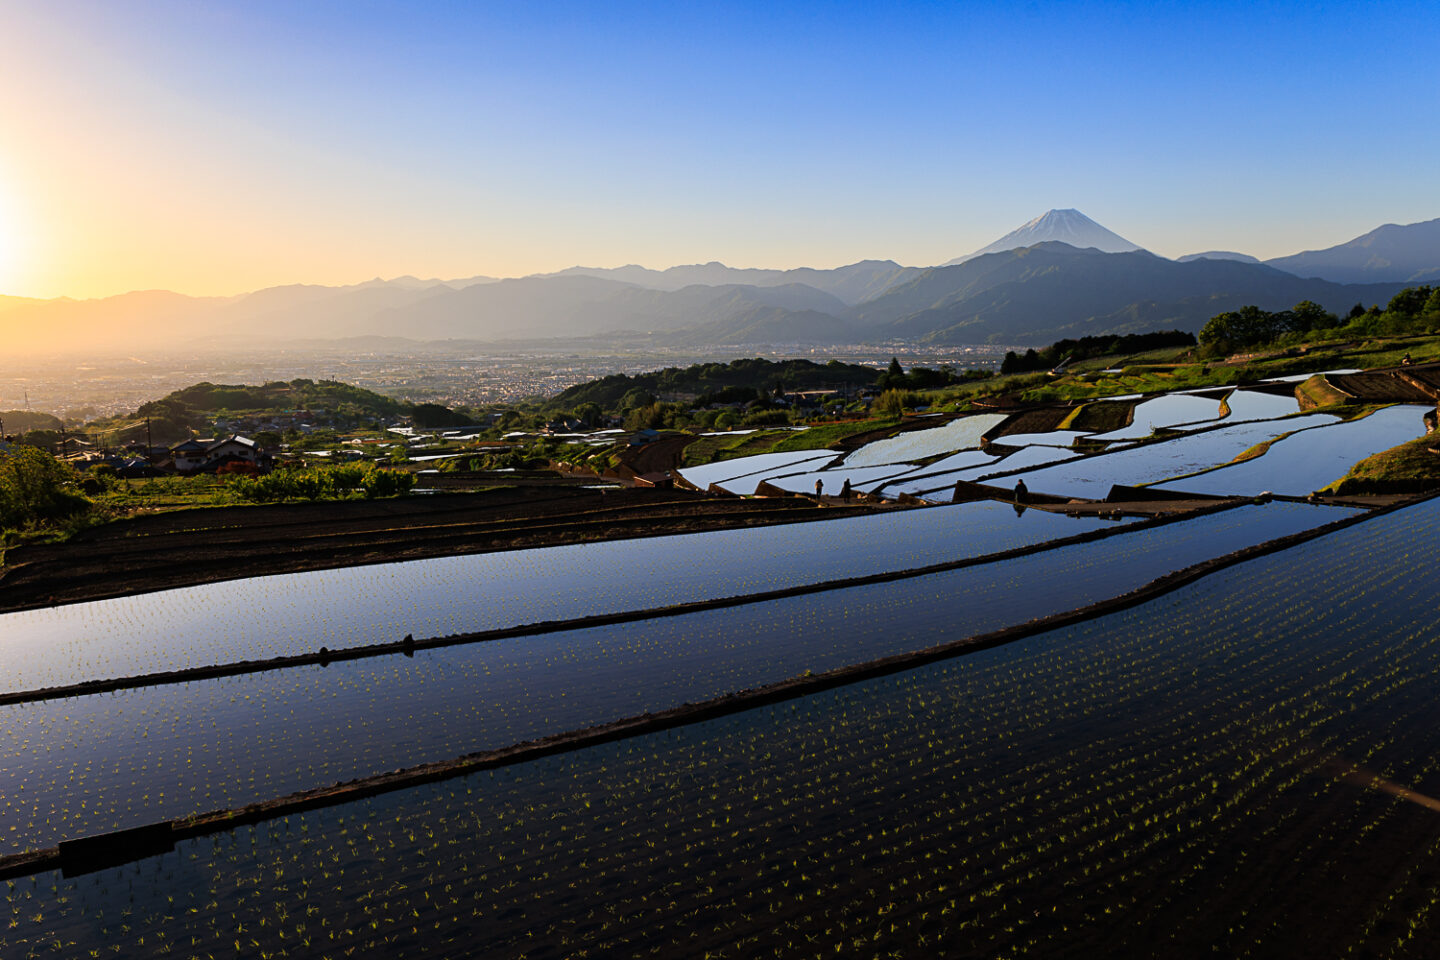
[
  {"x1": 226, "y1": 465, "x2": 414, "y2": 503},
  {"x1": 0, "y1": 446, "x2": 92, "y2": 530}
]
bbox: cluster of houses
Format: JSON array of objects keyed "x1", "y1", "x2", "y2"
[
  {"x1": 167, "y1": 435, "x2": 274, "y2": 474},
  {"x1": 210, "y1": 412, "x2": 320, "y2": 436}
]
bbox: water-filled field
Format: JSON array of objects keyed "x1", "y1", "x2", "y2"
[
  {"x1": 0, "y1": 501, "x2": 1347, "y2": 854},
  {"x1": 1199, "y1": 388, "x2": 1300, "y2": 424},
  {"x1": 843, "y1": 414, "x2": 1006, "y2": 466},
  {"x1": 991, "y1": 429, "x2": 1092, "y2": 447},
  {"x1": 1152, "y1": 405, "x2": 1429, "y2": 495},
  {"x1": 1089, "y1": 392, "x2": 1225, "y2": 439},
  {"x1": 676, "y1": 450, "x2": 836, "y2": 489},
  {"x1": 884, "y1": 445, "x2": 1079, "y2": 496},
  {"x1": 7, "y1": 497, "x2": 1437, "y2": 959},
  {"x1": 760, "y1": 463, "x2": 912, "y2": 494},
  {"x1": 0, "y1": 502, "x2": 1122, "y2": 692},
  {"x1": 1009, "y1": 413, "x2": 1342, "y2": 497}
]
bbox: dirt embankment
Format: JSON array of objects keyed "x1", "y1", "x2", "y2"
[
  {"x1": 0, "y1": 485, "x2": 880, "y2": 614},
  {"x1": 985, "y1": 406, "x2": 1073, "y2": 440}
]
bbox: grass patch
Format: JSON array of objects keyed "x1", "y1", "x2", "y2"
[
  {"x1": 1321, "y1": 433, "x2": 1440, "y2": 495},
  {"x1": 770, "y1": 419, "x2": 896, "y2": 452},
  {"x1": 681, "y1": 430, "x2": 795, "y2": 466},
  {"x1": 679, "y1": 435, "x2": 738, "y2": 467},
  {"x1": 96, "y1": 476, "x2": 247, "y2": 511},
  {"x1": 1232, "y1": 435, "x2": 1286, "y2": 463},
  {"x1": 1295, "y1": 374, "x2": 1351, "y2": 409}
]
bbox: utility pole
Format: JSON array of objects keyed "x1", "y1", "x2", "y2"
[{"x1": 146, "y1": 417, "x2": 154, "y2": 463}]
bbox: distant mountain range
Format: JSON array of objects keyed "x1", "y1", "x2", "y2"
[
  {"x1": 1175, "y1": 251, "x2": 1261, "y2": 264},
  {"x1": 2, "y1": 212, "x2": 1435, "y2": 354},
  {"x1": 1263, "y1": 218, "x2": 1440, "y2": 284}
]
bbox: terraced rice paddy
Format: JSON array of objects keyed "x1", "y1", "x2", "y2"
[
  {"x1": 758, "y1": 464, "x2": 913, "y2": 494},
  {"x1": 1202, "y1": 388, "x2": 1299, "y2": 423},
  {"x1": 0, "y1": 502, "x2": 1123, "y2": 691},
  {"x1": 6, "y1": 496, "x2": 1438, "y2": 959},
  {"x1": 0, "y1": 501, "x2": 1347, "y2": 854},
  {"x1": 842, "y1": 414, "x2": 1006, "y2": 466},
  {"x1": 1152, "y1": 404, "x2": 1430, "y2": 496},
  {"x1": 884, "y1": 446, "x2": 1080, "y2": 497},
  {"x1": 990, "y1": 429, "x2": 1092, "y2": 447},
  {"x1": 1008, "y1": 413, "x2": 1342, "y2": 498},
  {"x1": 2, "y1": 374, "x2": 1434, "y2": 958},
  {"x1": 676, "y1": 450, "x2": 836, "y2": 490},
  {"x1": 1088, "y1": 392, "x2": 1225, "y2": 439}
]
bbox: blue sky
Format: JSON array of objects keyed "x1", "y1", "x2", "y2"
[{"x1": 2, "y1": 0, "x2": 1437, "y2": 297}]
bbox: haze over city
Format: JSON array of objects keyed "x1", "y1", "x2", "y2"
[{"x1": 2, "y1": 0, "x2": 1437, "y2": 301}]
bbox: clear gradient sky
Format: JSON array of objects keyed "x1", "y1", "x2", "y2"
[{"x1": 2, "y1": 0, "x2": 1437, "y2": 300}]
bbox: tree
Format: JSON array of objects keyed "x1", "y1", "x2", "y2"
[
  {"x1": 571, "y1": 402, "x2": 602, "y2": 427},
  {"x1": 1000, "y1": 349, "x2": 1043, "y2": 375},
  {"x1": 1199, "y1": 305, "x2": 1287, "y2": 348},
  {"x1": 618, "y1": 388, "x2": 656, "y2": 412},
  {"x1": 873, "y1": 389, "x2": 907, "y2": 419},
  {"x1": 0, "y1": 446, "x2": 89, "y2": 530},
  {"x1": 410, "y1": 403, "x2": 474, "y2": 428},
  {"x1": 1424, "y1": 288, "x2": 1440, "y2": 321},
  {"x1": 1290, "y1": 300, "x2": 1335, "y2": 332},
  {"x1": 1386, "y1": 286, "x2": 1433, "y2": 318},
  {"x1": 877, "y1": 357, "x2": 906, "y2": 389}
]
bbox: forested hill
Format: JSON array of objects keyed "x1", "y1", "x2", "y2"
[
  {"x1": 140, "y1": 379, "x2": 407, "y2": 418},
  {"x1": 555, "y1": 358, "x2": 881, "y2": 408}
]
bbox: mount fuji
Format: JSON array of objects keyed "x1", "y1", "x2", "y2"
[{"x1": 944, "y1": 209, "x2": 1143, "y2": 265}]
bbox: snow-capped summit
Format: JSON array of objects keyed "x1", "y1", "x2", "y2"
[{"x1": 944, "y1": 209, "x2": 1143, "y2": 265}]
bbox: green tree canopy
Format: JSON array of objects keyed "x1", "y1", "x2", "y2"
[{"x1": 0, "y1": 446, "x2": 90, "y2": 530}]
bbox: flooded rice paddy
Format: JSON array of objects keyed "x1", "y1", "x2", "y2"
[
  {"x1": 0, "y1": 502, "x2": 1121, "y2": 692},
  {"x1": 5, "y1": 496, "x2": 1436, "y2": 959},
  {"x1": 842, "y1": 414, "x2": 1006, "y2": 466},
  {"x1": 1152, "y1": 405, "x2": 1430, "y2": 496},
  {"x1": 1008, "y1": 413, "x2": 1343, "y2": 498},
  {"x1": 1, "y1": 374, "x2": 1434, "y2": 958},
  {"x1": 0, "y1": 501, "x2": 1346, "y2": 853}
]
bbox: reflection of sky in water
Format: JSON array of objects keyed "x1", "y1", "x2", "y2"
[
  {"x1": 10, "y1": 496, "x2": 1425, "y2": 960},
  {"x1": 1218, "y1": 389, "x2": 1300, "y2": 422},
  {"x1": 856, "y1": 449, "x2": 997, "y2": 491},
  {"x1": 1153, "y1": 405, "x2": 1427, "y2": 496},
  {"x1": 0, "y1": 500, "x2": 1347, "y2": 855},
  {"x1": 887, "y1": 446, "x2": 1079, "y2": 496},
  {"x1": 678, "y1": 450, "x2": 835, "y2": 488},
  {"x1": 0, "y1": 502, "x2": 1117, "y2": 692},
  {"x1": 1009, "y1": 414, "x2": 1341, "y2": 497},
  {"x1": 760, "y1": 464, "x2": 914, "y2": 493},
  {"x1": 992, "y1": 430, "x2": 1092, "y2": 447},
  {"x1": 1090, "y1": 394, "x2": 1224, "y2": 440},
  {"x1": 844, "y1": 415, "x2": 1007, "y2": 466}
]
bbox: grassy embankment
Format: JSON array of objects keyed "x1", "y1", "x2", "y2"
[
  {"x1": 1323, "y1": 434, "x2": 1440, "y2": 495},
  {"x1": 922, "y1": 333, "x2": 1440, "y2": 411},
  {"x1": 680, "y1": 420, "x2": 898, "y2": 467}
]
